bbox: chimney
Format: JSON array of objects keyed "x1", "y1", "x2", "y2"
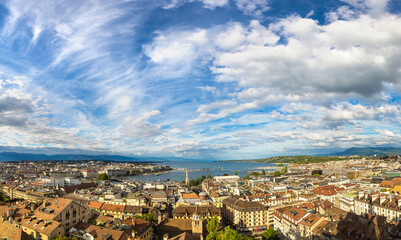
[
  {"x1": 7, "y1": 209, "x2": 13, "y2": 218},
  {"x1": 380, "y1": 195, "x2": 386, "y2": 204},
  {"x1": 371, "y1": 193, "x2": 379, "y2": 202},
  {"x1": 163, "y1": 233, "x2": 169, "y2": 240}
]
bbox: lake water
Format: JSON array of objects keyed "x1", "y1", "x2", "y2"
[{"x1": 128, "y1": 161, "x2": 279, "y2": 182}]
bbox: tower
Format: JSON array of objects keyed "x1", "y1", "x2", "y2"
[
  {"x1": 192, "y1": 205, "x2": 204, "y2": 238},
  {"x1": 185, "y1": 169, "x2": 189, "y2": 185}
]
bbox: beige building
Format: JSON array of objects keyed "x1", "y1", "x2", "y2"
[
  {"x1": 222, "y1": 197, "x2": 269, "y2": 231},
  {"x1": 21, "y1": 218, "x2": 65, "y2": 240},
  {"x1": 32, "y1": 198, "x2": 91, "y2": 232},
  {"x1": 355, "y1": 192, "x2": 401, "y2": 222}
]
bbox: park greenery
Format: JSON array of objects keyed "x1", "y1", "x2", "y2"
[
  {"x1": 134, "y1": 213, "x2": 158, "y2": 226},
  {"x1": 262, "y1": 228, "x2": 280, "y2": 240},
  {"x1": 188, "y1": 175, "x2": 207, "y2": 187},
  {"x1": 53, "y1": 236, "x2": 78, "y2": 240},
  {"x1": 206, "y1": 216, "x2": 253, "y2": 240},
  {"x1": 98, "y1": 173, "x2": 110, "y2": 181},
  {"x1": 243, "y1": 166, "x2": 286, "y2": 179}
]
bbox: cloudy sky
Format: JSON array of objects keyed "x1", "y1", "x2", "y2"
[{"x1": 0, "y1": 0, "x2": 401, "y2": 159}]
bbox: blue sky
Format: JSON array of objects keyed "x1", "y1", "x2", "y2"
[{"x1": 0, "y1": 0, "x2": 401, "y2": 159}]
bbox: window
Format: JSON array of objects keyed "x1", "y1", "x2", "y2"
[{"x1": 66, "y1": 211, "x2": 70, "y2": 220}]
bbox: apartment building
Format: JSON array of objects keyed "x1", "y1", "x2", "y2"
[
  {"x1": 339, "y1": 192, "x2": 357, "y2": 213},
  {"x1": 32, "y1": 198, "x2": 91, "y2": 232},
  {"x1": 20, "y1": 218, "x2": 65, "y2": 240},
  {"x1": 273, "y1": 206, "x2": 324, "y2": 240},
  {"x1": 354, "y1": 192, "x2": 401, "y2": 222},
  {"x1": 87, "y1": 201, "x2": 145, "y2": 219},
  {"x1": 222, "y1": 197, "x2": 269, "y2": 231}
]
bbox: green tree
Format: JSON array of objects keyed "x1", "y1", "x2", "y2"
[
  {"x1": 235, "y1": 171, "x2": 238, "y2": 175},
  {"x1": 218, "y1": 226, "x2": 253, "y2": 240},
  {"x1": 206, "y1": 216, "x2": 220, "y2": 240},
  {"x1": 53, "y1": 236, "x2": 78, "y2": 240},
  {"x1": 261, "y1": 169, "x2": 266, "y2": 175},
  {"x1": 208, "y1": 174, "x2": 212, "y2": 179},
  {"x1": 98, "y1": 173, "x2": 110, "y2": 181},
  {"x1": 262, "y1": 228, "x2": 280, "y2": 240},
  {"x1": 0, "y1": 192, "x2": 10, "y2": 203},
  {"x1": 134, "y1": 213, "x2": 158, "y2": 226}
]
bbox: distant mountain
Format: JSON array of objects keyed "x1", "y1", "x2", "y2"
[
  {"x1": 331, "y1": 147, "x2": 401, "y2": 156},
  {"x1": 0, "y1": 151, "x2": 139, "y2": 162},
  {"x1": 0, "y1": 151, "x2": 208, "y2": 162}
]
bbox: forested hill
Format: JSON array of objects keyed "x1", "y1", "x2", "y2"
[
  {"x1": 235, "y1": 156, "x2": 345, "y2": 164},
  {"x1": 332, "y1": 147, "x2": 401, "y2": 156}
]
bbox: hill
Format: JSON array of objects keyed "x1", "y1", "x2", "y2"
[
  {"x1": 332, "y1": 147, "x2": 401, "y2": 156},
  {"x1": 231, "y1": 155, "x2": 345, "y2": 164}
]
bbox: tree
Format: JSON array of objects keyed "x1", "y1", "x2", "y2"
[
  {"x1": 53, "y1": 236, "x2": 78, "y2": 240},
  {"x1": 206, "y1": 217, "x2": 252, "y2": 240},
  {"x1": 206, "y1": 216, "x2": 220, "y2": 240},
  {"x1": 235, "y1": 171, "x2": 238, "y2": 175},
  {"x1": 98, "y1": 173, "x2": 110, "y2": 181},
  {"x1": 261, "y1": 169, "x2": 266, "y2": 175},
  {"x1": 208, "y1": 174, "x2": 212, "y2": 179},
  {"x1": 272, "y1": 171, "x2": 281, "y2": 177},
  {"x1": 262, "y1": 228, "x2": 280, "y2": 240},
  {"x1": 218, "y1": 226, "x2": 253, "y2": 240},
  {"x1": 134, "y1": 213, "x2": 158, "y2": 226}
]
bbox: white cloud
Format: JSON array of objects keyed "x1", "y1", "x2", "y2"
[
  {"x1": 234, "y1": 0, "x2": 270, "y2": 16},
  {"x1": 162, "y1": 0, "x2": 270, "y2": 15},
  {"x1": 119, "y1": 110, "x2": 163, "y2": 141},
  {"x1": 340, "y1": 0, "x2": 389, "y2": 16},
  {"x1": 163, "y1": 0, "x2": 229, "y2": 9}
]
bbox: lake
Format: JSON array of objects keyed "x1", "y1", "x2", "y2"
[{"x1": 127, "y1": 161, "x2": 279, "y2": 182}]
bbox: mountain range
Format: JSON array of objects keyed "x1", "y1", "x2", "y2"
[
  {"x1": 0, "y1": 147, "x2": 401, "y2": 161},
  {"x1": 330, "y1": 147, "x2": 401, "y2": 156}
]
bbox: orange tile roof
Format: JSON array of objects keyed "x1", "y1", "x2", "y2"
[
  {"x1": 0, "y1": 221, "x2": 34, "y2": 240},
  {"x1": 88, "y1": 201, "x2": 104, "y2": 209},
  {"x1": 100, "y1": 203, "x2": 126, "y2": 212},
  {"x1": 33, "y1": 198, "x2": 73, "y2": 221},
  {"x1": 181, "y1": 194, "x2": 198, "y2": 199},
  {"x1": 21, "y1": 218, "x2": 61, "y2": 236},
  {"x1": 299, "y1": 214, "x2": 320, "y2": 227}
]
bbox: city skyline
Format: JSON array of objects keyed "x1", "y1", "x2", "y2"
[{"x1": 1, "y1": 0, "x2": 401, "y2": 159}]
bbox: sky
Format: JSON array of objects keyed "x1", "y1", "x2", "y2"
[{"x1": 0, "y1": 0, "x2": 401, "y2": 159}]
